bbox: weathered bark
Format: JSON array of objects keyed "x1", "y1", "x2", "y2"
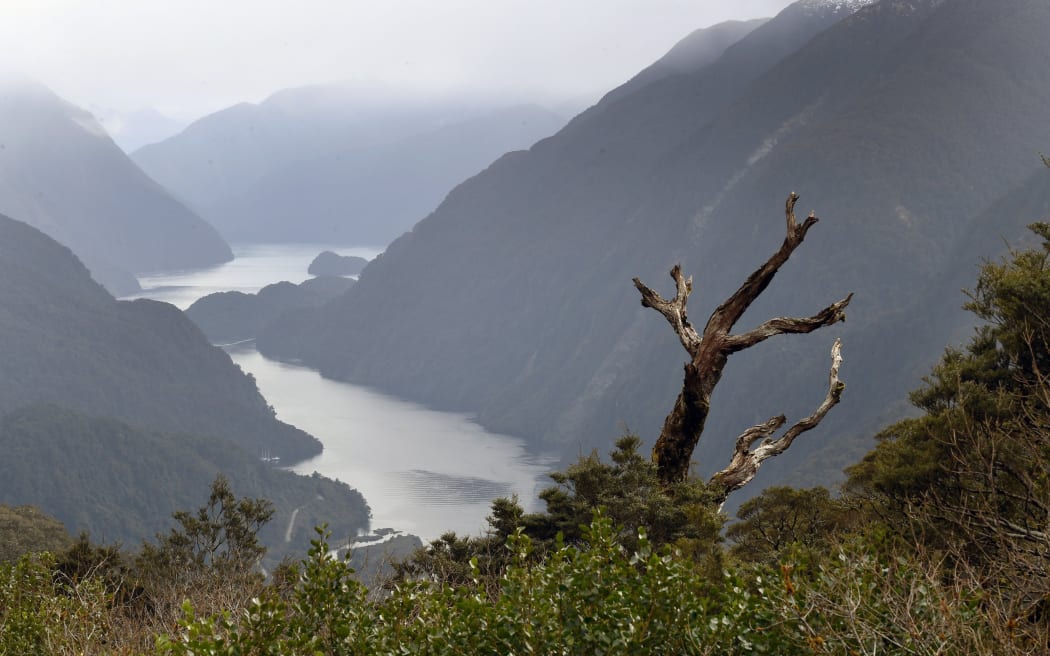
[
  {"x1": 709, "y1": 338, "x2": 844, "y2": 505},
  {"x1": 634, "y1": 193, "x2": 851, "y2": 496}
]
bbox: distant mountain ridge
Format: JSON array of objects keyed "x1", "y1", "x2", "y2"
[
  {"x1": 133, "y1": 84, "x2": 566, "y2": 244},
  {"x1": 0, "y1": 79, "x2": 232, "y2": 294},
  {"x1": 258, "y1": 0, "x2": 1050, "y2": 496}
]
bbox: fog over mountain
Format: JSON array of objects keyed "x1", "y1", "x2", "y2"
[
  {"x1": 92, "y1": 106, "x2": 187, "y2": 152},
  {"x1": 258, "y1": 0, "x2": 1050, "y2": 494},
  {"x1": 133, "y1": 85, "x2": 567, "y2": 244},
  {"x1": 0, "y1": 79, "x2": 232, "y2": 295},
  {"x1": 135, "y1": 90, "x2": 571, "y2": 245}
]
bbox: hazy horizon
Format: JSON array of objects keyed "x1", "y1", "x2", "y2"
[{"x1": 0, "y1": 0, "x2": 795, "y2": 127}]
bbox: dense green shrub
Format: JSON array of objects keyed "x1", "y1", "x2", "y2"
[{"x1": 153, "y1": 514, "x2": 1015, "y2": 656}]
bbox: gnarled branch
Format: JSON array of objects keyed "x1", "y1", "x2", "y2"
[
  {"x1": 723, "y1": 293, "x2": 853, "y2": 353},
  {"x1": 632, "y1": 265, "x2": 702, "y2": 355},
  {"x1": 710, "y1": 338, "x2": 845, "y2": 504},
  {"x1": 634, "y1": 192, "x2": 851, "y2": 488},
  {"x1": 705, "y1": 192, "x2": 819, "y2": 335}
]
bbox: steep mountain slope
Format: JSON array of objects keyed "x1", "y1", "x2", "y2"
[
  {"x1": 0, "y1": 79, "x2": 232, "y2": 294},
  {"x1": 0, "y1": 213, "x2": 318, "y2": 462},
  {"x1": 0, "y1": 404, "x2": 368, "y2": 562},
  {"x1": 260, "y1": 0, "x2": 1050, "y2": 495},
  {"x1": 133, "y1": 84, "x2": 564, "y2": 244},
  {"x1": 256, "y1": 2, "x2": 886, "y2": 455},
  {"x1": 602, "y1": 18, "x2": 767, "y2": 104}
]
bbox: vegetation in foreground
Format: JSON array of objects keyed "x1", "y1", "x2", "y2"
[{"x1": 7, "y1": 217, "x2": 1050, "y2": 653}]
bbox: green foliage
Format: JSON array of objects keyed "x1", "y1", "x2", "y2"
[
  {"x1": 727, "y1": 486, "x2": 852, "y2": 563},
  {"x1": 526, "y1": 435, "x2": 723, "y2": 551},
  {"x1": 0, "y1": 552, "x2": 111, "y2": 655},
  {"x1": 391, "y1": 434, "x2": 724, "y2": 588},
  {"x1": 138, "y1": 475, "x2": 273, "y2": 578},
  {"x1": 156, "y1": 514, "x2": 1014, "y2": 655},
  {"x1": 847, "y1": 223, "x2": 1050, "y2": 509},
  {"x1": 845, "y1": 221, "x2": 1050, "y2": 630}
]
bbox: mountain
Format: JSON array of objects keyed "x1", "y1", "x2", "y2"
[
  {"x1": 258, "y1": 0, "x2": 1050, "y2": 496},
  {"x1": 0, "y1": 79, "x2": 232, "y2": 294},
  {"x1": 0, "y1": 404, "x2": 368, "y2": 563},
  {"x1": 133, "y1": 84, "x2": 565, "y2": 244},
  {"x1": 92, "y1": 106, "x2": 188, "y2": 152},
  {"x1": 186, "y1": 277, "x2": 355, "y2": 344},
  {"x1": 602, "y1": 18, "x2": 768, "y2": 104},
  {"x1": 0, "y1": 212, "x2": 319, "y2": 463},
  {"x1": 206, "y1": 104, "x2": 566, "y2": 244}
]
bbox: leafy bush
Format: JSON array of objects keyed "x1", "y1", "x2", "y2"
[{"x1": 154, "y1": 513, "x2": 1014, "y2": 656}]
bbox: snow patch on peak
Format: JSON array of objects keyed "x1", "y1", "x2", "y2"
[{"x1": 796, "y1": 0, "x2": 876, "y2": 14}]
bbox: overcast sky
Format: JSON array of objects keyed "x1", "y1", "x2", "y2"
[{"x1": 0, "y1": 0, "x2": 795, "y2": 122}]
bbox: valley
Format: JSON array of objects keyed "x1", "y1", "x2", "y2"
[
  {"x1": 128, "y1": 245, "x2": 555, "y2": 540},
  {"x1": 4, "y1": 1, "x2": 1050, "y2": 650}
]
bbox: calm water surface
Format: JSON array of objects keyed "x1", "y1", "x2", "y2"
[
  {"x1": 228, "y1": 346, "x2": 555, "y2": 539},
  {"x1": 127, "y1": 243, "x2": 382, "y2": 309},
  {"x1": 128, "y1": 244, "x2": 555, "y2": 539}
]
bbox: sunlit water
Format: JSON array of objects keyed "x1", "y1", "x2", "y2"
[{"x1": 126, "y1": 244, "x2": 555, "y2": 540}]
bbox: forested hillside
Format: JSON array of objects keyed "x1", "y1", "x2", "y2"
[
  {"x1": 0, "y1": 213, "x2": 319, "y2": 462},
  {"x1": 0, "y1": 404, "x2": 368, "y2": 562}
]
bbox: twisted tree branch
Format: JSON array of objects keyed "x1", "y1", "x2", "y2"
[
  {"x1": 710, "y1": 339, "x2": 845, "y2": 503},
  {"x1": 634, "y1": 192, "x2": 851, "y2": 488}
]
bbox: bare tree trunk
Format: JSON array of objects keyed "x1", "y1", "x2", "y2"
[{"x1": 634, "y1": 193, "x2": 851, "y2": 500}]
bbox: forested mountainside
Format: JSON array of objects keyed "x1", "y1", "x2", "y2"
[
  {"x1": 0, "y1": 404, "x2": 368, "y2": 563},
  {"x1": 0, "y1": 214, "x2": 319, "y2": 462},
  {"x1": 0, "y1": 79, "x2": 231, "y2": 295},
  {"x1": 259, "y1": 0, "x2": 1050, "y2": 493},
  {"x1": 133, "y1": 86, "x2": 565, "y2": 244},
  {"x1": 601, "y1": 18, "x2": 767, "y2": 105},
  {"x1": 186, "y1": 277, "x2": 355, "y2": 344}
]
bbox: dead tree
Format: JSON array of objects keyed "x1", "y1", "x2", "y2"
[{"x1": 633, "y1": 192, "x2": 852, "y2": 503}]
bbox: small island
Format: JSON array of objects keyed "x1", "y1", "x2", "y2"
[{"x1": 308, "y1": 251, "x2": 369, "y2": 277}]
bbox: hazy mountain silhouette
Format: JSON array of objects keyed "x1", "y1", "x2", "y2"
[
  {"x1": 0, "y1": 213, "x2": 319, "y2": 463},
  {"x1": 208, "y1": 104, "x2": 565, "y2": 244},
  {"x1": 0, "y1": 79, "x2": 232, "y2": 294},
  {"x1": 92, "y1": 106, "x2": 187, "y2": 152},
  {"x1": 133, "y1": 83, "x2": 565, "y2": 244},
  {"x1": 259, "y1": 0, "x2": 1050, "y2": 495}
]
